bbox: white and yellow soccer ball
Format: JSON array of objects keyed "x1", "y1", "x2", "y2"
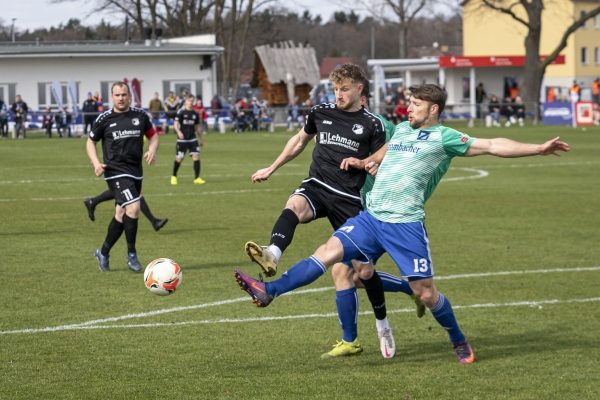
[{"x1": 144, "y1": 258, "x2": 182, "y2": 296}]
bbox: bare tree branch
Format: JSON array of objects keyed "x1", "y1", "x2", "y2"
[
  {"x1": 538, "y1": 4, "x2": 600, "y2": 71},
  {"x1": 480, "y1": 0, "x2": 530, "y2": 28}
]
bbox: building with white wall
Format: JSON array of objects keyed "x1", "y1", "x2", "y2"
[{"x1": 0, "y1": 34, "x2": 224, "y2": 111}]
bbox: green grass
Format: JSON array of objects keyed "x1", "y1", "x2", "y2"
[{"x1": 0, "y1": 123, "x2": 599, "y2": 399}]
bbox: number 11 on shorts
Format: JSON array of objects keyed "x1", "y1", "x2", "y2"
[{"x1": 414, "y1": 258, "x2": 428, "y2": 273}]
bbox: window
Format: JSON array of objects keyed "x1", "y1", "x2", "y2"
[
  {"x1": 0, "y1": 84, "x2": 16, "y2": 105},
  {"x1": 38, "y1": 82, "x2": 79, "y2": 110},
  {"x1": 595, "y1": 47, "x2": 599, "y2": 65},
  {"x1": 581, "y1": 47, "x2": 588, "y2": 65},
  {"x1": 162, "y1": 80, "x2": 203, "y2": 100},
  {"x1": 595, "y1": 15, "x2": 599, "y2": 29},
  {"x1": 581, "y1": 11, "x2": 587, "y2": 29}
]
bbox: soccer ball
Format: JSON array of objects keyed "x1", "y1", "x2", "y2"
[{"x1": 144, "y1": 258, "x2": 182, "y2": 296}]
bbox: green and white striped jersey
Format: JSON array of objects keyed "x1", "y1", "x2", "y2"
[
  {"x1": 360, "y1": 114, "x2": 396, "y2": 205},
  {"x1": 366, "y1": 121, "x2": 475, "y2": 223}
]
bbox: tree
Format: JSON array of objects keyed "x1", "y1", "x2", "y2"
[{"x1": 477, "y1": 0, "x2": 600, "y2": 106}]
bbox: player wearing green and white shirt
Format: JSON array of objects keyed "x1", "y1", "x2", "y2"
[{"x1": 234, "y1": 84, "x2": 569, "y2": 364}]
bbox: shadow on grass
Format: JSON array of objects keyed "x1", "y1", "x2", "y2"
[{"x1": 371, "y1": 328, "x2": 600, "y2": 365}]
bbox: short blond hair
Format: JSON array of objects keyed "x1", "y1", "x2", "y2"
[{"x1": 329, "y1": 63, "x2": 367, "y2": 86}]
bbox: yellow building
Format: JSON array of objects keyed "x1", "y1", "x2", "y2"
[{"x1": 463, "y1": 0, "x2": 600, "y2": 91}]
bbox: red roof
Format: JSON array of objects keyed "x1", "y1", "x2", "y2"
[{"x1": 320, "y1": 57, "x2": 361, "y2": 79}]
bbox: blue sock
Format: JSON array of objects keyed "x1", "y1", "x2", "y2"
[
  {"x1": 378, "y1": 271, "x2": 414, "y2": 295},
  {"x1": 265, "y1": 256, "x2": 327, "y2": 298},
  {"x1": 428, "y1": 293, "x2": 465, "y2": 343},
  {"x1": 336, "y1": 287, "x2": 358, "y2": 343}
]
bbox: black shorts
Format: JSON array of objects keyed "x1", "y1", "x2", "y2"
[
  {"x1": 290, "y1": 180, "x2": 363, "y2": 230},
  {"x1": 106, "y1": 177, "x2": 142, "y2": 208},
  {"x1": 176, "y1": 140, "x2": 200, "y2": 159}
]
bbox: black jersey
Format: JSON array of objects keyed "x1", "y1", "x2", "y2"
[
  {"x1": 303, "y1": 104, "x2": 386, "y2": 200},
  {"x1": 174, "y1": 107, "x2": 199, "y2": 141},
  {"x1": 90, "y1": 107, "x2": 155, "y2": 180}
]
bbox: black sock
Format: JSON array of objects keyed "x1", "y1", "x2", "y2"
[
  {"x1": 269, "y1": 208, "x2": 300, "y2": 253},
  {"x1": 193, "y1": 160, "x2": 200, "y2": 179},
  {"x1": 359, "y1": 271, "x2": 387, "y2": 320},
  {"x1": 139, "y1": 197, "x2": 157, "y2": 224},
  {"x1": 173, "y1": 161, "x2": 181, "y2": 176},
  {"x1": 101, "y1": 217, "x2": 124, "y2": 256},
  {"x1": 91, "y1": 190, "x2": 114, "y2": 207},
  {"x1": 123, "y1": 214, "x2": 139, "y2": 254}
]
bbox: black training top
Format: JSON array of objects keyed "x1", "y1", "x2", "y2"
[
  {"x1": 174, "y1": 107, "x2": 199, "y2": 141},
  {"x1": 303, "y1": 104, "x2": 386, "y2": 201},
  {"x1": 90, "y1": 107, "x2": 155, "y2": 180}
]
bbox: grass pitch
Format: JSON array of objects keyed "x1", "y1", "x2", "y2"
[{"x1": 0, "y1": 123, "x2": 599, "y2": 399}]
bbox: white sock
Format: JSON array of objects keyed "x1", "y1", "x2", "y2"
[
  {"x1": 376, "y1": 317, "x2": 390, "y2": 331},
  {"x1": 267, "y1": 244, "x2": 282, "y2": 263}
]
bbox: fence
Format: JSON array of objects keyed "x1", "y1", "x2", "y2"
[{"x1": 1, "y1": 101, "x2": 543, "y2": 138}]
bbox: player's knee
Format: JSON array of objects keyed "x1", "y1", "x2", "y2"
[
  {"x1": 331, "y1": 263, "x2": 353, "y2": 282},
  {"x1": 313, "y1": 237, "x2": 343, "y2": 267},
  {"x1": 125, "y1": 202, "x2": 141, "y2": 218}
]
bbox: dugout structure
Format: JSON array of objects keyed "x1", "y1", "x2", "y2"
[{"x1": 251, "y1": 41, "x2": 320, "y2": 106}]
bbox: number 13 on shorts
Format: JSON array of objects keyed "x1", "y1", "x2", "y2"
[{"x1": 413, "y1": 258, "x2": 429, "y2": 273}]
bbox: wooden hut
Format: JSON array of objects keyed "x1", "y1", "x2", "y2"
[{"x1": 251, "y1": 41, "x2": 320, "y2": 106}]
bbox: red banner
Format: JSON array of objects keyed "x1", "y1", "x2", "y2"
[{"x1": 439, "y1": 55, "x2": 565, "y2": 68}]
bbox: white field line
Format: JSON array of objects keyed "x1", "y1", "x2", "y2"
[
  {"x1": 0, "y1": 172, "x2": 308, "y2": 185},
  {"x1": 2, "y1": 159, "x2": 596, "y2": 186},
  {"x1": 1, "y1": 265, "x2": 598, "y2": 335},
  {"x1": 2, "y1": 297, "x2": 599, "y2": 335}
]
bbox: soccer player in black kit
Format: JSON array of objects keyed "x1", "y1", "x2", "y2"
[
  {"x1": 86, "y1": 82, "x2": 159, "y2": 272},
  {"x1": 235, "y1": 64, "x2": 395, "y2": 358},
  {"x1": 171, "y1": 94, "x2": 205, "y2": 185}
]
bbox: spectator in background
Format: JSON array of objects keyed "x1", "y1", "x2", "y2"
[
  {"x1": 232, "y1": 99, "x2": 249, "y2": 133},
  {"x1": 164, "y1": 91, "x2": 178, "y2": 119},
  {"x1": 395, "y1": 99, "x2": 408, "y2": 122},
  {"x1": 0, "y1": 104, "x2": 8, "y2": 138},
  {"x1": 513, "y1": 96, "x2": 525, "y2": 127},
  {"x1": 475, "y1": 82, "x2": 487, "y2": 119},
  {"x1": 547, "y1": 87, "x2": 556, "y2": 103},
  {"x1": 194, "y1": 98, "x2": 208, "y2": 133},
  {"x1": 488, "y1": 95, "x2": 501, "y2": 127},
  {"x1": 392, "y1": 86, "x2": 406, "y2": 107},
  {"x1": 149, "y1": 92, "x2": 162, "y2": 120},
  {"x1": 92, "y1": 91, "x2": 103, "y2": 113},
  {"x1": 251, "y1": 97, "x2": 261, "y2": 131},
  {"x1": 509, "y1": 82, "x2": 519, "y2": 100},
  {"x1": 592, "y1": 78, "x2": 599, "y2": 106},
  {"x1": 318, "y1": 90, "x2": 328, "y2": 104},
  {"x1": 42, "y1": 108, "x2": 54, "y2": 137},
  {"x1": 302, "y1": 99, "x2": 312, "y2": 122},
  {"x1": 82, "y1": 92, "x2": 98, "y2": 135},
  {"x1": 383, "y1": 96, "x2": 396, "y2": 124},
  {"x1": 569, "y1": 80, "x2": 581, "y2": 102},
  {"x1": 56, "y1": 108, "x2": 72, "y2": 137},
  {"x1": 11, "y1": 95, "x2": 28, "y2": 138},
  {"x1": 211, "y1": 93, "x2": 222, "y2": 132},
  {"x1": 501, "y1": 97, "x2": 515, "y2": 126},
  {"x1": 286, "y1": 99, "x2": 302, "y2": 131},
  {"x1": 593, "y1": 102, "x2": 599, "y2": 126}
]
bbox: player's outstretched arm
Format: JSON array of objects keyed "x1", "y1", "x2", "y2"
[
  {"x1": 86, "y1": 138, "x2": 105, "y2": 177},
  {"x1": 465, "y1": 136, "x2": 569, "y2": 158},
  {"x1": 252, "y1": 128, "x2": 315, "y2": 183},
  {"x1": 145, "y1": 133, "x2": 159, "y2": 165}
]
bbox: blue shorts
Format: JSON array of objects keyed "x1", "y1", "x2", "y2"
[{"x1": 333, "y1": 211, "x2": 434, "y2": 280}]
